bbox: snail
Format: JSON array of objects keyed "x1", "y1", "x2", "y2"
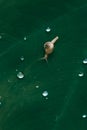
[{"x1": 40, "y1": 36, "x2": 59, "y2": 61}]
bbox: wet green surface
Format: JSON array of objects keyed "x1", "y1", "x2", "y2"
[{"x1": 0, "y1": 0, "x2": 87, "y2": 130}]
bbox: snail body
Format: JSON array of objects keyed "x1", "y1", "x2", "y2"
[{"x1": 41, "y1": 36, "x2": 59, "y2": 61}]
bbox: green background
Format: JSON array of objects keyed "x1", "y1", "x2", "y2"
[{"x1": 0, "y1": 0, "x2": 87, "y2": 129}]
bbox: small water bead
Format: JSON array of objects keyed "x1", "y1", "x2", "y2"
[
  {"x1": 46, "y1": 97, "x2": 48, "y2": 100},
  {"x1": 78, "y1": 72, "x2": 84, "y2": 77},
  {"x1": 17, "y1": 72, "x2": 24, "y2": 79},
  {"x1": 83, "y1": 58, "x2": 87, "y2": 64},
  {"x1": 42, "y1": 91, "x2": 48, "y2": 97},
  {"x1": 45, "y1": 27, "x2": 51, "y2": 32},
  {"x1": 82, "y1": 114, "x2": 87, "y2": 118},
  {"x1": 24, "y1": 36, "x2": 27, "y2": 41},
  {"x1": 0, "y1": 35, "x2": 2, "y2": 39},
  {"x1": 16, "y1": 69, "x2": 18, "y2": 72},
  {"x1": 35, "y1": 85, "x2": 39, "y2": 88},
  {"x1": 8, "y1": 79, "x2": 10, "y2": 82},
  {"x1": 0, "y1": 102, "x2": 2, "y2": 105},
  {"x1": 20, "y1": 56, "x2": 24, "y2": 61}
]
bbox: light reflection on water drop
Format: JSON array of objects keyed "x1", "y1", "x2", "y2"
[
  {"x1": 17, "y1": 72, "x2": 24, "y2": 79},
  {"x1": 82, "y1": 114, "x2": 87, "y2": 118},
  {"x1": 20, "y1": 56, "x2": 24, "y2": 61},
  {"x1": 46, "y1": 97, "x2": 48, "y2": 100},
  {"x1": 35, "y1": 85, "x2": 39, "y2": 88},
  {"x1": 16, "y1": 69, "x2": 18, "y2": 72},
  {"x1": 24, "y1": 36, "x2": 27, "y2": 41},
  {"x1": 8, "y1": 79, "x2": 12, "y2": 83},
  {"x1": 45, "y1": 27, "x2": 51, "y2": 32},
  {"x1": 0, "y1": 35, "x2": 2, "y2": 39},
  {"x1": 42, "y1": 91, "x2": 48, "y2": 97},
  {"x1": 0, "y1": 102, "x2": 2, "y2": 105},
  {"x1": 83, "y1": 58, "x2": 87, "y2": 64},
  {"x1": 78, "y1": 72, "x2": 84, "y2": 77}
]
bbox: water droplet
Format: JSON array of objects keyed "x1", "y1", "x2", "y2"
[
  {"x1": 24, "y1": 36, "x2": 27, "y2": 41},
  {"x1": 42, "y1": 91, "x2": 48, "y2": 97},
  {"x1": 78, "y1": 72, "x2": 84, "y2": 77},
  {"x1": 20, "y1": 56, "x2": 24, "y2": 61},
  {"x1": 17, "y1": 72, "x2": 24, "y2": 79},
  {"x1": 46, "y1": 27, "x2": 51, "y2": 32},
  {"x1": 83, "y1": 58, "x2": 87, "y2": 64},
  {"x1": 46, "y1": 97, "x2": 48, "y2": 100},
  {"x1": 35, "y1": 85, "x2": 39, "y2": 88},
  {"x1": 16, "y1": 69, "x2": 18, "y2": 72},
  {"x1": 82, "y1": 114, "x2": 87, "y2": 118},
  {"x1": 0, "y1": 102, "x2": 2, "y2": 105},
  {"x1": 8, "y1": 79, "x2": 12, "y2": 83},
  {"x1": 0, "y1": 35, "x2": 2, "y2": 39}
]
